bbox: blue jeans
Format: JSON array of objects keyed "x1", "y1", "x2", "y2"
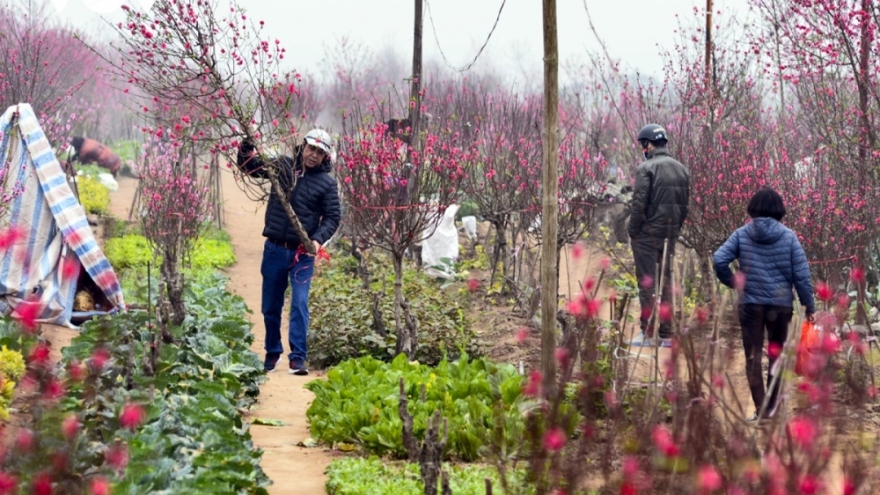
[{"x1": 260, "y1": 240, "x2": 315, "y2": 362}]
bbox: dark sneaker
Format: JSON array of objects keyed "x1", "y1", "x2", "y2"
[
  {"x1": 289, "y1": 360, "x2": 309, "y2": 376},
  {"x1": 263, "y1": 353, "x2": 280, "y2": 373}
]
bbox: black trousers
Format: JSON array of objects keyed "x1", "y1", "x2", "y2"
[
  {"x1": 630, "y1": 235, "x2": 676, "y2": 338},
  {"x1": 739, "y1": 304, "x2": 792, "y2": 414}
]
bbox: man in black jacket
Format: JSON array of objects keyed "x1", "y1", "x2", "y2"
[
  {"x1": 237, "y1": 129, "x2": 341, "y2": 374},
  {"x1": 627, "y1": 124, "x2": 690, "y2": 347}
]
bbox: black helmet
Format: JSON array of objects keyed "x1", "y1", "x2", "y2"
[{"x1": 637, "y1": 124, "x2": 668, "y2": 143}]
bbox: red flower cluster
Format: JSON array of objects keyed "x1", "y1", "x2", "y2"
[
  {"x1": 651, "y1": 425, "x2": 679, "y2": 457},
  {"x1": 119, "y1": 403, "x2": 147, "y2": 431}
]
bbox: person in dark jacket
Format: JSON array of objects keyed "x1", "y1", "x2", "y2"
[
  {"x1": 627, "y1": 124, "x2": 690, "y2": 347},
  {"x1": 713, "y1": 187, "x2": 815, "y2": 421},
  {"x1": 237, "y1": 128, "x2": 341, "y2": 375}
]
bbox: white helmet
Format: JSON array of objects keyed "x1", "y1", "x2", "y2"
[{"x1": 305, "y1": 128, "x2": 332, "y2": 154}]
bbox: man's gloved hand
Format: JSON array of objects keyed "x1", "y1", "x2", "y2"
[
  {"x1": 240, "y1": 137, "x2": 256, "y2": 155},
  {"x1": 237, "y1": 138, "x2": 259, "y2": 170}
]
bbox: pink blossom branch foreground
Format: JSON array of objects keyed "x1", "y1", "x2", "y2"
[{"x1": 98, "y1": 0, "x2": 318, "y2": 253}]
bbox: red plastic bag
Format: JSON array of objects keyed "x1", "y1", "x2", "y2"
[{"x1": 794, "y1": 320, "x2": 819, "y2": 377}]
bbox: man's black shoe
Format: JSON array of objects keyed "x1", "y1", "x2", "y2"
[
  {"x1": 264, "y1": 353, "x2": 281, "y2": 373},
  {"x1": 289, "y1": 359, "x2": 309, "y2": 376}
]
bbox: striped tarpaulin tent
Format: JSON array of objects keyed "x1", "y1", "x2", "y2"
[{"x1": 0, "y1": 103, "x2": 124, "y2": 326}]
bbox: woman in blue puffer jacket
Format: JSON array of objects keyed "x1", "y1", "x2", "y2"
[{"x1": 713, "y1": 187, "x2": 816, "y2": 421}]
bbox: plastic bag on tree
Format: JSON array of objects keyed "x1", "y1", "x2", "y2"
[
  {"x1": 422, "y1": 204, "x2": 460, "y2": 279},
  {"x1": 794, "y1": 320, "x2": 819, "y2": 377}
]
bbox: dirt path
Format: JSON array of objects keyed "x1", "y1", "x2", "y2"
[{"x1": 108, "y1": 171, "x2": 332, "y2": 494}]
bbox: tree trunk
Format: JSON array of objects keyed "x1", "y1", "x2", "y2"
[
  {"x1": 351, "y1": 238, "x2": 370, "y2": 289},
  {"x1": 393, "y1": 251, "x2": 412, "y2": 357},
  {"x1": 372, "y1": 292, "x2": 387, "y2": 338},
  {"x1": 540, "y1": 0, "x2": 559, "y2": 397},
  {"x1": 419, "y1": 411, "x2": 448, "y2": 495},
  {"x1": 161, "y1": 253, "x2": 186, "y2": 327},
  {"x1": 399, "y1": 378, "x2": 419, "y2": 461},
  {"x1": 697, "y1": 250, "x2": 716, "y2": 312},
  {"x1": 858, "y1": 0, "x2": 875, "y2": 156},
  {"x1": 402, "y1": 297, "x2": 419, "y2": 357},
  {"x1": 856, "y1": 251, "x2": 869, "y2": 325},
  {"x1": 489, "y1": 219, "x2": 508, "y2": 290}
]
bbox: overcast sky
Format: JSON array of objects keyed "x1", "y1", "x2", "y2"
[{"x1": 56, "y1": 0, "x2": 753, "y2": 82}]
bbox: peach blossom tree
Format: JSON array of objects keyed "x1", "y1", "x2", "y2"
[{"x1": 338, "y1": 115, "x2": 472, "y2": 358}]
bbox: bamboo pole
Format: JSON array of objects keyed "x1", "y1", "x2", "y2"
[{"x1": 540, "y1": 0, "x2": 559, "y2": 395}]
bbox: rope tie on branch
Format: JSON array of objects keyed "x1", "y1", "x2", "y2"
[
  {"x1": 807, "y1": 254, "x2": 857, "y2": 266},
  {"x1": 354, "y1": 204, "x2": 449, "y2": 211},
  {"x1": 290, "y1": 245, "x2": 332, "y2": 280}
]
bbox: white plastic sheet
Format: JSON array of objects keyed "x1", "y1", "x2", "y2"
[
  {"x1": 422, "y1": 204, "x2": 460, "y2": 279},
  {"x1": 461, "y1": 215, "x2": 478, "y2": 241}
]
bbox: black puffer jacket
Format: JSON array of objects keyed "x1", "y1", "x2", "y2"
[
  {"x1": 236, "y1": 141, "x2": 341, "y2": 246},
  {"x1": 627, "y1": 147, "x2": 690, "y2": 239}
]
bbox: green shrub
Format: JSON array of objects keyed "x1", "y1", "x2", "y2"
[
  {"x1": 76, "y1": 175, "x2": 110, "y2": 215},
  {"x1": 0, "y1": 319, "x2": 37, "y2": 421},
  {"x1": 105, "y1": 234, "x2": 235, "y2": 271},
  {"x1": 325, "y1": 457, "x2": 531, "y2": 495},
  {"x1": 199, "y1": 222, "x2": 231, "y2": 242},
  {"x1": 102, "y1": 217, "x2": 130, "y2": 239},
  {"x1": 0, "y1": 345, "x2": 25, "y2": 420},
  {"x1": 111, "y1": 139, "x2": 140, "y2": 164},
  {"x1": 309, "y1": 251, "x2": 480, "y2": 368},
  {"x1": 305, "y1": 354, "x2": 527, "y2": 461},
  {"x1": 189, "y1": 238, "x2": 236, "y2": 269},
  {"x1": 456, "y1": 199, "x2": 480, "y2": 219},
  {"x1": 0, "y1": 345, "x2": 25, "y2": 383},
  {"x1": 105, "y1": 234, "x2": 154, "y2": 270},
  {"x1": 0, "y1": 317, "x2": 37, "y2": 353}
]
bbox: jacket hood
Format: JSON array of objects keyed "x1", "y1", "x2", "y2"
[{"x1": 746, "y1": 217, "x2": 786, "y2": 244}]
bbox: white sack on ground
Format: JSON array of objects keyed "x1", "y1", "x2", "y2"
[{"x1": 97, "y1": 173, "x2": 119, "y2": 192}]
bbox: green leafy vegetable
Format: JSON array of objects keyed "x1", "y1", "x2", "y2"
[
  {"x1": 306, "y1": 354, "x2": 527, "y2": 461},
  {"x1": 325, "y1": 457, "x2": 532, "y2": 495}
]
